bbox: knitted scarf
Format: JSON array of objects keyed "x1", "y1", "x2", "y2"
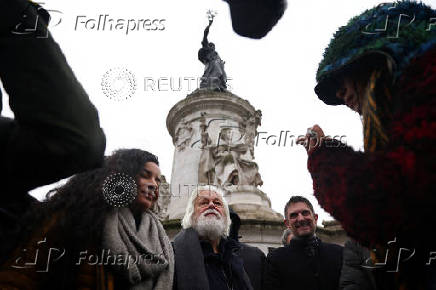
[{"x1": 102, "y1": 208, "x2": 174, "y2": 290}]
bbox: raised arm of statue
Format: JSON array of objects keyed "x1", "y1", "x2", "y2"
[{"x1": 202, "y1": 19, "x2": 213, "y2": 48}]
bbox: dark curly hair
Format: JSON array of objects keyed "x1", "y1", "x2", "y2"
[{"x1": 6, "y1": 149, "x2": 159, "y2": 289}]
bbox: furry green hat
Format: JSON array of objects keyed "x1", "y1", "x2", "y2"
[{"x1": 315, "y1": 1, "x2": 436, "y2": 105}]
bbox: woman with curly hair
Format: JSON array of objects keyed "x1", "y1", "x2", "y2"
[
  {"x1": 0, "y1": 149, "x2": 174, "y2": 290},
  {"x1": 299, "y1": 1, "x2": 435, "y2": 289}
]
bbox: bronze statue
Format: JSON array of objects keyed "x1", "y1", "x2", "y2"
[{"x1": 198, "y1": 11, "x2": 227, "y2": 91}]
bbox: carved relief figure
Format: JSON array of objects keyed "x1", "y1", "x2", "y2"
[
  {"x1": 174, "y1": 121, "x2": 193, "y2": 151},
  {"x1": 198, "y1": 122, "x2": 263, "y2": 187},
  {"x1": 199, "y1": 112, "x2": 212, "y2": 149},
  {"x1": 242, "y1": 110, "x2": 262, "y2": 159}
]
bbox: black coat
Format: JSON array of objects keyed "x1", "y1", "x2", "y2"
[
  {"x1": 229, "y1": 208, "x2": 266, "y2": 290},
  {"x1": 264, "y1": 238, "x2": 343, "y2": 290},
  {"x1": 339, "y1": 240, "x2": 377, "y2": 290},
  {"x1": 239, "y1": 243, "x2": 266, "y2": 290},
  {"x1": 0, "y1": 0, "x2": 105, "y2": 259},
  {"x1": 173, "y1": 228, "x2": 253, "y2": 290}
]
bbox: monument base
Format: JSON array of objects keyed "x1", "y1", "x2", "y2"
[
  {"x1": 162, "y1": 218, "x2": 348, "y2": 254},
  {"x1": 223, "y1": 185, "x2": 283, "y2": 222}
]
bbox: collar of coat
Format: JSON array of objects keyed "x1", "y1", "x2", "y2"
[{"x1": 173, "y1": 228, "x2": 253, "y2": 290}]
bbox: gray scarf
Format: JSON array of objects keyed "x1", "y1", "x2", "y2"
[{"x1": 102, "y1": 208, "x2": 174, "y2": 290}]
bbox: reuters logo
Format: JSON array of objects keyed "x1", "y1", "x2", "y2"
[
  {"x1": 101, "y1": 68, "x2": 136, "y2": 101},
  {"x1": 102, "y1": 172, "x2": 137, "y2": 207}
]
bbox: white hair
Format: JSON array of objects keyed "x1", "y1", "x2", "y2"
[{"x1": 181, "y1": 184, "x2": 231, "y2": 236}]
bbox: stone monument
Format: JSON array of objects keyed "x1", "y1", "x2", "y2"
[{"x1": 161, "y1": 12, "x2": 347, "y2": 252}]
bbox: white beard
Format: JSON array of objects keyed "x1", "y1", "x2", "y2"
[{"x1": 192, "y1": 209, "x2": 226, "y2": 241}]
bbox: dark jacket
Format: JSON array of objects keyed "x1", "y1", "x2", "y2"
[
  {"x1": 173, "y1": 228, "x2": 253, "y2": 290},
  {"x1": 0, "y1": 0, "x2": 105, "y2": 257},
  {"x1": 229, "y1": 208, "x2": 266, "y2": 290},
  {"x1": 339, "y1": 240, "x2": 377, "y2": 290},
  {"x1": 238, "y1": 244, "x2": 266, "y2": 290},
  {"x1": 264, "y1": 237, "x2": 343, "y2": 290}
]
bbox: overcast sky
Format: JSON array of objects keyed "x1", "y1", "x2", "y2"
[{"x1": 2, "y1": 0, "x2": 435, "y2": 224}]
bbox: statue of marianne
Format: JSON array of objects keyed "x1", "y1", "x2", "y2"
[{"x1": 198, "y1": 13, "x2": 227, "y2": 91}]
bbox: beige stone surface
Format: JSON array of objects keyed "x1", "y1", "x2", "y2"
[{"x1": 166, "y1": 89, "x2": 279, "y2": 222}]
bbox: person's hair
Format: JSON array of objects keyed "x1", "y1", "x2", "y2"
[
  {"x1": 7, "y1": 148, "x2": 159, "y2": 289},
  {"x1": 181, "y1": 184, "x2": 231, "y2": 236},
  {"x1": 281, "y1": 228, "x2": 292, "y2": 246},
  {"x1": 283, "y1": 196, "x2": 315, "y2": 219}
]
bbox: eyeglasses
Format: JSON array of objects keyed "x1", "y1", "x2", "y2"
[{"x1": 288, "y1": 210, "x2": 311, "y2": 219}]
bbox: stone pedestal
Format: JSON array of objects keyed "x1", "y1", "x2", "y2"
[
  {"x1": 224, "y1": 185, "x2": 282, "y2": 221},
  {"x1": 166, "y1": 89, "x2": 281, "y2": 224},
  {"x1": 162, "y1": 219, "x2": 347, "y2": 254}
]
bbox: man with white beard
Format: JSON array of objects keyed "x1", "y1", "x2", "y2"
[{"x1": 172, "y1": 185, "x2": 254, "y2": 290}]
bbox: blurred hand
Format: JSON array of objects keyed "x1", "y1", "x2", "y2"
[{"x1": 297, "y1": 124, "x2": 325, "y2": 155}]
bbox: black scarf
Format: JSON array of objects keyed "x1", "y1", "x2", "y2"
[{"x1": 291, "y1": 235, "x2": 321, "y2": 257}]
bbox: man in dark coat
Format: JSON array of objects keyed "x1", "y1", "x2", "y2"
[
  {"x1": 229, "y1": 207, "x2": 266, "y2": 290},
  {"x1": 339, "y1": 239, "x2": 377, "y2": 290},
  {"x1": 264, "y1": 196, "x2": 343, "y2": 290},
  {"x1": 0, "y1": 0, "x2": 105, "y2": 258},
  {"x1": 173, "y1": 185, "x2": 253, "y2": 290}
]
